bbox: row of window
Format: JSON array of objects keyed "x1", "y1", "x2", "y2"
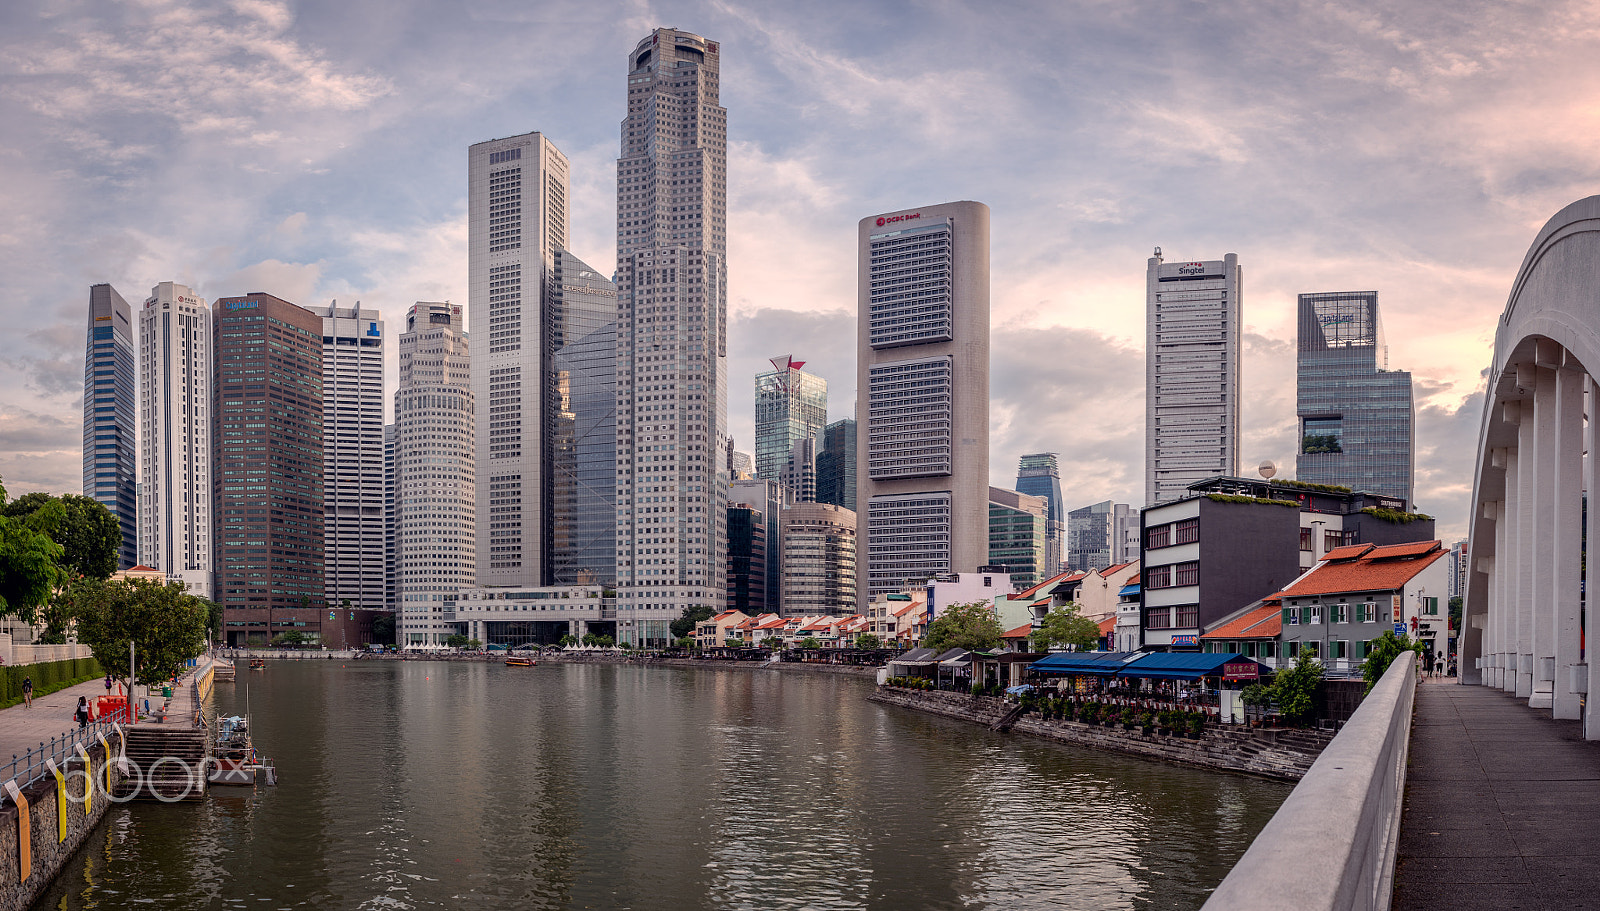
[{"x1": 1146, "y1": 518, "x2": 1199, "y2": 550}]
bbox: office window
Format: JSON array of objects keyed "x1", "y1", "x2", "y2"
[
  {"x1": 1174, "y1": 562, "x2": 1199, "y2": 586},
  {"x1": 1333, "y1": 640, "x2": 1348, "y2": 660},
  {"x1": 1308, "y1": 604, "x2": 1324, "y2": 625},
  {"x1": 1422, "y1": 596, "x2": 1439, "y2": 616},
  {"x1": 1145, "y1": 564, "x2": 1172, "y2": 589},
  {"x1": 1176, "y1": 605, "x2": 1198, "y2": 627},
  {"x1": 1147, "y1": 607, "x2": 1173, "y2": 629},
  {"x1": 1282, "y1": 606, "x2": 1300, "y2": 626},
  {"x1": 1147, "y1": 524, "x2": 1171, "y2": 549},
  {"x1": 1173, "y1": 518, "x2": 1199, "y2": 545},
  {"x1": 1330, "y1": 603, "x2": 1349, "y2": 624},
  {"x1": 1300, "y1": 527, "x2": 1313, "y2": 551}
]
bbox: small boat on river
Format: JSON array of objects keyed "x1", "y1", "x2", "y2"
[
  {"x1": 209, "y1": 715, "x2": 278, "y2": 787},
  {"x1": 249, "y1": 658, "x2": 266, "y2": 670},
  {"x1": 505, "y1": 655, "x2": 536, "y2": 667}
]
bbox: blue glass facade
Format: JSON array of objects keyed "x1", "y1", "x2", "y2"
[
  {"x1": 1296, "y1": 292, "x2": 1414, "y2": 506},
  {"x1": 547, "y1": 250, "x2": 618, "y2": 585},
  {"x1": 816, "y1": 418, "x2": 857, "y2": 513},
  {"x1": 82, "y1": 283, "x2": 137, "y2": 569},
  {"x1": 1016, "y1": 452, "x2": 1064, "y2": 576}
]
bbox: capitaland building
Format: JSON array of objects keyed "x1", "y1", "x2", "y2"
[
  {"x1": 613, "y1": 28, "x2": 730, "y2": 646},
  {"x1": 84, "y1": 283, "x2": 138, "y2": 569},
  {"x1": 856, "y1": 200, "x2": 991, "y2": 600},
  {"x1": 1145, "y1": 251, "x2": 1242, "y2": 506},
  {"x1": 212, "y1": 293, "x2": 326, "y2": 646},
  {"x1": 138, "y1": 281, "x2": 212, "y2": 597},
  {"x1": 755, "y1": 355, "x2": 826, "y2": 499},
  {"x1": 395, "y1": 303, "x2": 475, "y2": 648},
  {"x1": 1296, "y1": 291, "x2": 1415, "y2": 505}
]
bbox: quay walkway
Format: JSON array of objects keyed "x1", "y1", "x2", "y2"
[{"x1": 1394, "y1": 677, "x2": 1600, "y2": 910}]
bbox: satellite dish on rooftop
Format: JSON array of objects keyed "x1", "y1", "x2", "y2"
[{"x1": 1258, "y1": 460, "x2": 1277, "y2": 480}]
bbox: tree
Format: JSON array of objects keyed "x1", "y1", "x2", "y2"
[
  {"x1": 1448, "y1": 596, "x2": 1463, "y2": 633},
  {"x1": 671, "y1": 605, "x2": 716, "y2": 640},
  {"x1": 1272, "y1": 651, "x2": 1324, "y2": 724},
  {"x1": 854, "y1": 633, "x2": 881, "y2": 650},
  {"x1": 559, "y1": 634, "x2": 579, "y2": 647},
  {"x1": 1029, "y1": 603, "x2": 1102, "y2": 652},
  {"x1": 797, "y1": 636, "x2": 821, "y2": 649},
  {"x1": 922, "y1": 601, "x2": 1003, "y2": 653},
  {"x1": 71, "y1": 577, "x2": 208, "y2": 686},
  {"x1": 272, "y1": 631, "x2": 308, "y2": 648},
  {"x1": 725, "y1": 637, "x2": 745, "y2": 648},
  {"x1": 370, "y1": 612, "x2": 396, "y2": 645},
  {"x1": 444, "y1": 633, "x2": 470, "y2": 649},
  {"x1": 0, "y1": 491, "x2": 120, "y2": 580},
  {"x1": 0, "y1": 477, "x2": 68, "y2": 625},
  {"x1": 1361, "y1": 630, "x2": 1422, "y2": 693}
]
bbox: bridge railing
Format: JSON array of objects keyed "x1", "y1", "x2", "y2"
[{"x1": 1202, "y1": 656, "x2": 1416, "y2": 911}]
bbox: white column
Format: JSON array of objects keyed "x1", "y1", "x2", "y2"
[
  {"x1": 1586, "y1": 378, "x2": 1600, "y2": 737},
  {"x1": 1504, "y1": 441, "x2": 1522, "y2": 693},
  {"x1": 1518, "y1": 401, "x2": 1538, "y2": 698},
  {"x1": 1553, "y1": 367, "x2": 1584, "y2": 718},
  {"x1": 1531, "y1": 368, "x2": 1558, "y2": 708}
]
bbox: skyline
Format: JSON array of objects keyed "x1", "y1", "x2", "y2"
[{"x1": 6, "y1": 1, "x2": 1599, "y2": 543}]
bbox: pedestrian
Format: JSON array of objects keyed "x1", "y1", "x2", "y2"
[
  {"x1": 74, "y1": 696, "x2": 90, "y2": 728},
  {"x1": 104, "y1": 673, "x2": 113, "y2": 695},
  {"x1": 21, "y1": 676, "x2": 32, "y2": 709}
]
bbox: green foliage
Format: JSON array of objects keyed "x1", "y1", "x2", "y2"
[
  {"x1": 855, "y1": 632, "x2": 881, "y2": 650},
  {"x1": 1361, "y1": 630, "x2": 1422, "y2": 692},
  {"x1": 1360, "y1": 506, "x2": 1433, "y2": 524},
  {"x1": 70, "y1": 577, "x2": 208, "y2": 686},
  {"x1": 370, "y1": 612, "x2": 395, "y2": 645},
  {"x1": 1204, "y1": 493, "x2": 1301, "y2": 507},
  {"x1": 1448, "y1": 596, "x2": 1462, "y2": 632},
  {"x1": 1300, "y1": 434, "x2": 1343, "y2": 454},
  {"x1": 272, "y1": 631, "x2": 309, "y2": 647},
  {"x1": 671, "y1": 605, "x2": 716, "y2": 640},
  {"x1": 582, "y1": 633, "x2": 615, "y2": 647},
  {"x1": 0, "y1": 478, "x2": 68, "y2": 625},
  {"x1": 797, "y1": 636, "x2": 822, "y2": 649},
  {"x1": 444, "y1": 633, "x2": 471, "y2": 649},
  {"x1": 1029, "y1": 602, "x2": 1102, "y2": 652},
  {"x1": 922, "y1": 601, "x2": 1004, "y2": 653},
  {"x1": 1273, "y1": 479, "x2": 1353, "y2": 494},
  {"x1": 0, "y1": 657, "x2": 105, "y2": 709},
  {"x1": 673, "y1": 636, "x2": 695, "y2": 650},
  {"x1": 762, "y1": 635, "x2": 784, "y2": 650},
  {"x1": 884, "y1": 675, "x2": 933, "y2": 690},
  {"x1": 1272, "y1": 651, "x2": 1324, "y2": 724},
  {"x1": 1239, "y1": 681, "x2": 1272, "y2": 707},
  {"x1": 0, "y1": 491, "x2": 120, "y2": 580},
  {"x1": 559, "y1": 634, "x2": 579, "y2": 647},
  {"x1": 725, "y1": 637, "x2": 745, "y2": 648}
]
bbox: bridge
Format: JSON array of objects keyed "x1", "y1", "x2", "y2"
[{"x1": 1204, "y1": 196, "x2": 1600, "y2": 910}]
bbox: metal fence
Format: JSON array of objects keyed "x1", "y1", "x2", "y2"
[{"x1": 2, "y1": 720, "x2": 124, "y2": 794}]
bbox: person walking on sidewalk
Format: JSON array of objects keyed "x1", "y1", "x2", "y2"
[
  {"x1": 21, "y1": 676, "x2": 33, "y2": 708},
  {"x1": 74, "y1": 696, "x2": 90, "y2": 728}
]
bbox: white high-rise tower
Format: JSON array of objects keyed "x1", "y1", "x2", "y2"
[
  {"x1": 613, "y1": 28, "x2": 729, "y2": 647},
  {"x1": 396, "y1": 303, "x2": 475, "y2": 647},
  {"x1": 1145, "y1": 250, "x2": 1242, "y2": 506},
  {"x1": 468, "y1": 132, "x2": 571, "y2": 587},
  {"x1": 138, "y1": 281, "x2": 212, "y2": 598},
  {"x1": 321, "y1": 302, "x2": 387, "y2": 612}
]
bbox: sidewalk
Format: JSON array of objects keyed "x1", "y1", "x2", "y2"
[
  {"x1": 1393, "y1": 677, "x2": 1600, "y2": 910},
  {"x1": 0, "y1": 676, "x2": 113, "y2": 766}
]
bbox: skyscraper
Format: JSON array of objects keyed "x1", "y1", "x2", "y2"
[
  {"x1": 856, "y1": 201, "x2": 991, "y2": 600},
  {"x1": 816, "y1": 417, "x2": 857, "y2": 513},
  {"x1": 989, "y1": 487, "x2": 1047, "y2": 587},
  {"x1": 1145, "y1": 250, "x2": 1241, "y2": 506},
  {"x1": 395, "y1": 302, "x2": 475, "y2": 647},
  {"x1": 1067, "y1": 500, "x2": 1136, "y2": 572},
  {"x1": 138, "y1": 282, "x2": 212, "y2": 597},
  {"x1": 780, "y1": 502, "x2": 857, "y2": 615},
  {"x1": 614, "y1": 28, "x2": 729, "y2": 647},
  {"x1": 1015, "y1": 453, "x2": 1064, "y2": 577},
  {"x1": 755, "y1": 355, "x2": 827, "y2": 496},
  {"x1": 321, "y1": 302, "x2": 386, "y2": 612},
  {"x1": 83, "y1": 283, "x2": 137, "y2": 569},
  {"x1": 725, "y1": 502, "x2": 768, "y2": 615},
  {"x1": 548, "y1": 251, "x2": 618, "y2": 585},
  {"x1": 1296, "y1": 291, "x2": 1415, "y2": 505},
  {"x1": 730, "y1": 477, "x2": 782, "y2": 613},
  {"x1": 469, "y1": 131, "x2": 570, "y2": 588},
  {"x1": 212, "y1": 293, "x2": 324, "y2": 646}
]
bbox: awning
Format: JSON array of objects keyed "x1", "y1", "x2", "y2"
[
  {"x1": 1030, "y1": 651, "x2": 1143, "y2": 676},
  {"x1": 1116, "y1": 652, "x2": 1265, "y2": 681},
  {"x1": 887, "y1": 647, "x2": 939, "y2": 669},
  {"x1": 937, "y1": 648, "x2": 973, "y2": 667},
  {"x1": 1119, "y1": 583, "x2": 1141, "y2": 597}
]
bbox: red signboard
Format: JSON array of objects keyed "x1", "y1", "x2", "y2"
[{"x1": 1223, "y1": 662, "x2": 1259, "y2": 681}]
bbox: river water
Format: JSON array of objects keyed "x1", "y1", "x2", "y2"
[{"x1": 34, "y1": 660, "x2": 1289, "y2": 910}]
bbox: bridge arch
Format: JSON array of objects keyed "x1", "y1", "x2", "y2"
[{"x1": 1465, "y1": 195, "x2": 1600, "y2": 732}]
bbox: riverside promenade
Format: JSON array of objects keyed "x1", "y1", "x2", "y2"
[{"x1": 1394, "y1": 676, "x2": 1600, "y2": 909}]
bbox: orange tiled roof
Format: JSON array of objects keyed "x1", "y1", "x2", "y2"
[
  {"x1": 1322, "y1": 543, "x2": 1376, "y2": 562},
  {"x1": 1002, "y1": 623, "x2": 1033, "y2": 639},
  {"x1": 1274, "y1": 540, "x2": 1445, "y2": 599},
  {"x1": 1100, "y1": 561, "x2": 1135, "y2": 576},
  {"x1": 1201, "y1": 604, "x2": 1283, "y2": 639},
  {"x1": 1097, "y1": 615, "x2": 1117, "y2": 634}
]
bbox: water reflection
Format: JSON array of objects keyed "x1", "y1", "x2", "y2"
[{"x1": 36, "y1": 662, "x2": 1287, "y2": 910}]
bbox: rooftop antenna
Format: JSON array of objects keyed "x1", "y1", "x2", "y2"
[{"x1": 1153, "y1": 246, "x2": 1162, "y2": 257}]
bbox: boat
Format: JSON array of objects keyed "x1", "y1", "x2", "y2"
[
  {"x1": 249, "y1": 658, "x2": 266, "y2": 670},
  {"x1": 208, "y1": 715, "x2": 279, "y2": 787},
  {"x1": 505, "y1": 656, "x2": 536, "y2": 667}
]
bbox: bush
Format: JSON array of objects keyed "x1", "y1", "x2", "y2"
[{"x1": 0, "y1": 656, "x2": 106, "y2": 709}]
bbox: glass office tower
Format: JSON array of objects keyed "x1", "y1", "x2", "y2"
[
  {"x1": 1296, "y1": 291, "x2": 1414, "y2": 506},
  {"x1": 548, "y1": 250, "x2": 618, "y2": 585},
  {"x1": 83, "y1": 283, "x2": 138, "y2": 569}
]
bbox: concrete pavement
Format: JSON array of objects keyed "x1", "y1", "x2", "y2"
[{"x1": 1394, "y1": 676, "x2": 1600, "y2": 910}]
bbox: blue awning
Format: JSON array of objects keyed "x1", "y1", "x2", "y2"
[
  {"x1": 1116, "y1": 652, "x2": 1263, "y2": 681},
  {"x1": 1118, "y1": 583, "x2": 1141, "y2": 597},
  {"x1": 1030, "y1": 651, "x2": 1143, "y2": 676}
]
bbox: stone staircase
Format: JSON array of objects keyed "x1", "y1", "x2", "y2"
[{"x1": 112, "y1": 726, "x2": 208, "y2": 801}]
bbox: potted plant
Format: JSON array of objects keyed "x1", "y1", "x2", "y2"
[
  {"x1": 1187, "y1": 712, "x2": 1205, "y2": 739},
  {"x1": 1138, "y1": 712, "x2": 1153, "y2": 735},
  {"x1": 1121, "y1": 706, "x2": 1136, "y2": 730}
]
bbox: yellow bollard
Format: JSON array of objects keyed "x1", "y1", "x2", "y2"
[
  {"x1": 76, "y1": 745, "x2": 92, "y2": 812},
  {"x1": 45, "y1": 760, "x2": 65, "y2": 843},
  {"x1": 97, "y1": 734, "x2": 110, "y2": 795},
  {"x1": 4, "y1": 780, "x2": 29, "y2": 883}
]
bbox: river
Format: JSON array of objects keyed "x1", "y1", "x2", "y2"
[{"x1": 34, "y1": 660, "x2": 1289, "y2": 910}]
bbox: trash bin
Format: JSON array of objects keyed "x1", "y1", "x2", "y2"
[{"x1": 162, "y1": 685, "x2": 173, "y2": 698}]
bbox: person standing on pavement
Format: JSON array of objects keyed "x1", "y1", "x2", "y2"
[
  {"x1": 75, "y1": 696, "x2": 90, "y2": 728},
  {"x1": 21, "y1": 676, "x2": 33, "y2": 708}
]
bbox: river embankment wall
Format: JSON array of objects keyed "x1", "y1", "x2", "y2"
[
  {"x1": 0, "y1": 730, "x2": 126, "y2": 911},
  {"x1": 869, "y1": 687, "x2": 1331, "y2": 782}
]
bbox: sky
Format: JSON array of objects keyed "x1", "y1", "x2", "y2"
[{"x1": 4, "y1": 0, "x2": 1600, "y2": 544}]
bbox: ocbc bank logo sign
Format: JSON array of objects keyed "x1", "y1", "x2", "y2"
[{"x1": 875, "y1": 212, "x2": 922, "y2": 227}]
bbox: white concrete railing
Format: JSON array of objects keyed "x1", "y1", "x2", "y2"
[
  {"x1": 1, "y1": 641, "x2": 94, "y2": 666},
  {"x1": 1202, "y1": 657, "x2": 1416, "y2": 911}
]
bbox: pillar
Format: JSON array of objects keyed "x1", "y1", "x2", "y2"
[
  {"x1": 1552, "y1": 366, "x2": 1584, "y2": 718},
  {"x1": 1586, "y1": 378, "x2": 1600, "y2": 737},
  {"x1": 1531, "y1": 368, "x2": 1558, "y2": 708},
  {"x1": 1502, "y1": 443, "x2": 1520, "y2": 692}
]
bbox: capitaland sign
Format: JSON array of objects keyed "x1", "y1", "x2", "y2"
[{"x1": 875, "y1": 212, "x2": 922, "y2": 227}]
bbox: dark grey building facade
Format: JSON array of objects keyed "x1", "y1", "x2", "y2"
[
  {"x1": 83, "y1": 283, "x2": 138, "y2": 569},
  {"x1": 1296, "y1": 291, "x2": 1415, "y2": 506},
  {"x1": 816, "y1": 418, "x2": 857, "y2": 513}
]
